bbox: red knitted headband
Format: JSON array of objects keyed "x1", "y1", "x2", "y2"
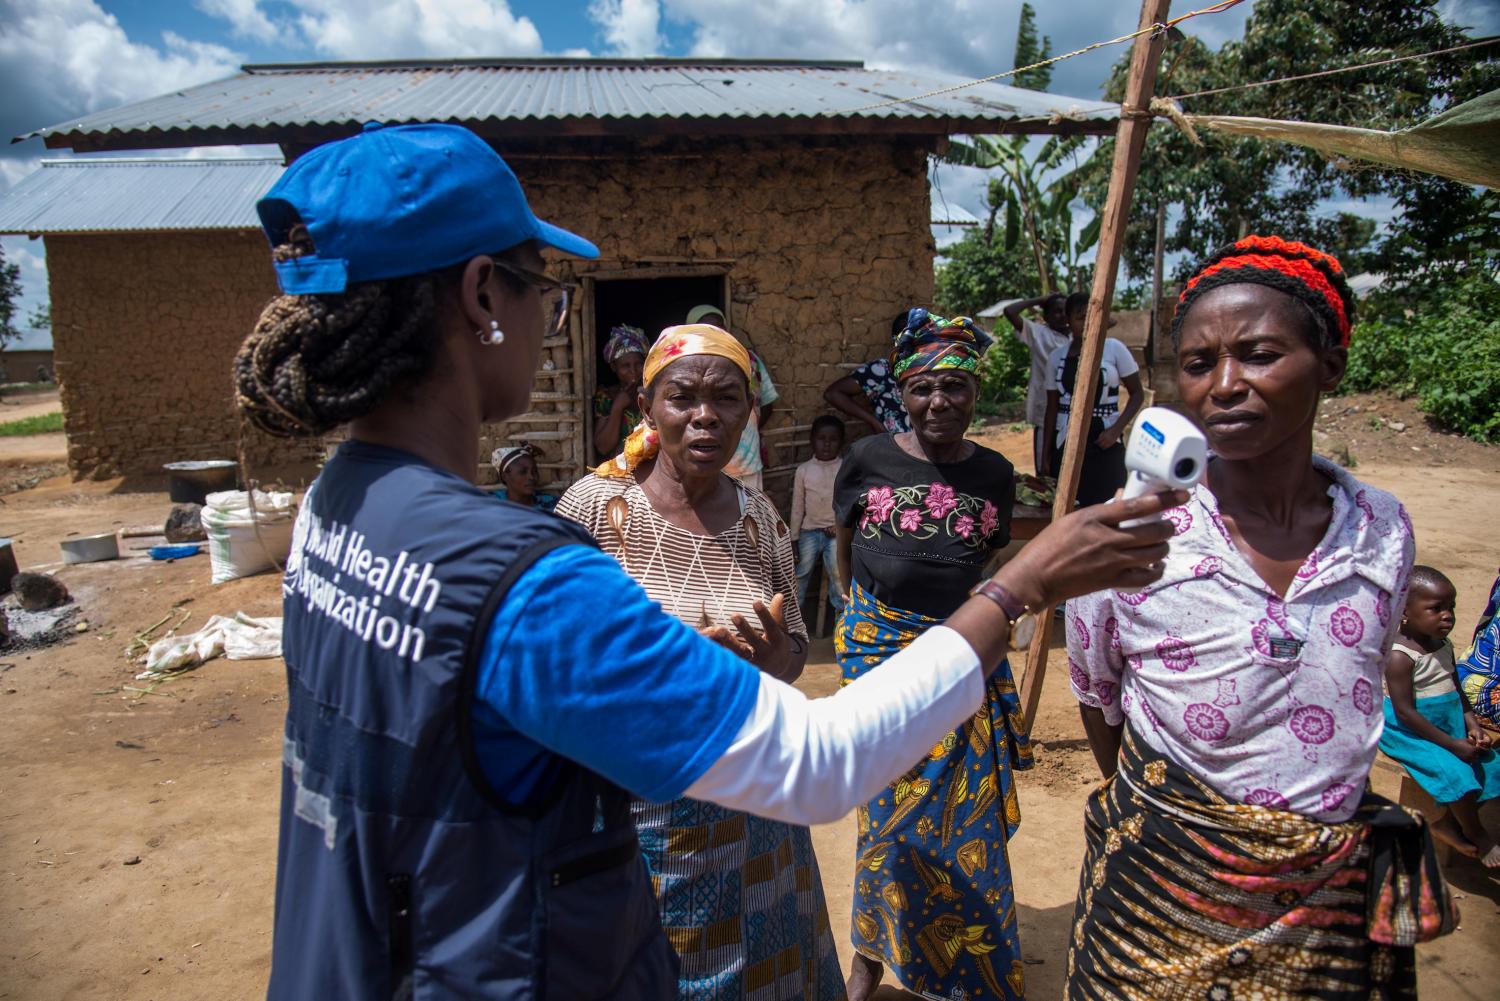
[{"x1": 1174, "y1": 236, "x2": 1355, "y2": 348}]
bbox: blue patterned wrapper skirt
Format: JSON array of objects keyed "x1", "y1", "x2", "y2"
[
  {"x1": 836, "y1": 583, "x2": 1033, "y2": 1001},
  {"x1": 633, "y1": 797, "x2": 846, "y2": 1001}
]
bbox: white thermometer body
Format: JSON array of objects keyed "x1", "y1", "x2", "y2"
[{"x1": 1117, "y1": 406, "x2": 1208, "y2": 529}]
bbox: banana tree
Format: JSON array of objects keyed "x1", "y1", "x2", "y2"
[{"x1": 946, "y1": 134, "x2": 1097, "y2": 295}]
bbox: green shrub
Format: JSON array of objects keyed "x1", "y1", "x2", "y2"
[
  {"x1": 975, "y1": 333, "x2": 1031, "y2": 418},
  {"x1": 0, "y1": 410, "x2": 63, "y2": 436},
  {"x1": 1340, "y1": 273, "x2": 1500, "y2": 443}
]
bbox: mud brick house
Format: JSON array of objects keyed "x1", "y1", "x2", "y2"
[{"x1": 2, "y1": 58, "x2": 1114, "y2": 498}]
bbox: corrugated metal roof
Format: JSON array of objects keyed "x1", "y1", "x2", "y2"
[
  {"x1": 0, "y1": 158, "x2": 283, "y2": 234},
  {"x1": 931, "y1": 201, "x2": 980, "y2": 226},
  {"x1": 20, "y1": 59, "x2": 1117, "y2": 148}
]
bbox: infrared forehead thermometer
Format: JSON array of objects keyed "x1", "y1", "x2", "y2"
[{"x1": 1118, "y1": 406, "x2": 1207, "y2": 528}]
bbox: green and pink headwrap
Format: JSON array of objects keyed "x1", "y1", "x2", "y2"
[{"x1": 891, "y1": 308, "x2": 992, "y2": 380}]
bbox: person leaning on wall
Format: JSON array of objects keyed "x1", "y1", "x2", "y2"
[{"x1": 236, "y1": 121, "x2": 1186, "y2": 1000}]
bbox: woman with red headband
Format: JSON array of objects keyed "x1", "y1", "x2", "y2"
[{"x1": 1063, "y1": 237, "x2": 1457, "y2": 998}]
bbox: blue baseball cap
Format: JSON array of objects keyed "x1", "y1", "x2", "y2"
[{"x1": 257, "y1": 122, "x2": 598, "y2": 295}]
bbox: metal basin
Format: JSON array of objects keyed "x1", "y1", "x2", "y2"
[{"x1": 60, "y1": 532, "x2": 120, "y2": 564}]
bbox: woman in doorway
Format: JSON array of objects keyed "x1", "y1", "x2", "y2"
[
  {"x1": 834, "y1": 309, "x2": 1025, "y2": 1001},
  {"x1": 490, "y1": 443, "x2": 557, "y2": 512},
  {"x1": 593, "y1": 323, "x2": 648, "y2": 461},
  {"x1": 558, "y1": 324, "x2": 844, "y2": 1001},
  {"x1": 1066, "y1": 237, "x2": 1452, "y2": 999},
  {"x1": 1039, "y1": 292, "x2": 1143, "y2": 507}
]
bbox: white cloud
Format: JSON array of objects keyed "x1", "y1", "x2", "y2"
[
  {"x1": 0, "y1": 0, "x2": 241, "y2": 147},
  {"x1": 195, "y1": 0, "x2": 285, "y2": 44},
  {"x1": 287, "y1": 0, "x2": 544, "y2": 59},
  {"x1": 1437, "y1": 0, "x2": 1500, "y2": 35},
  {"x1": 590, "y1": 0, "x2": 664, "y2": 57}
]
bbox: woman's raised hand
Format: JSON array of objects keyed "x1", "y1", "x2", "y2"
[
  {"x1": 995, "y1": 489, "x2": 1189, "y2": 609},
  {"x1": 730, "y1": 593, "x2": 794, "y2": 678}
]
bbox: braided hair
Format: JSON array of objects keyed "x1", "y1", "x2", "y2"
[
  {"x1": 1172, "y1": 236, "x2": 1356, "y2": 351},
  {"x1": 234, "y1": 227, "x2": 529, "y2": 438}
]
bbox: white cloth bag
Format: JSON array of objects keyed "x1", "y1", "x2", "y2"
[{"x1": 201, "y1": 489, "x2": 296, "y2": 584}]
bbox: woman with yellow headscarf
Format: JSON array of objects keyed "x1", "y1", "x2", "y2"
[{"x1": 557, "y1": 325, "x2": 845, "y2": 1000}]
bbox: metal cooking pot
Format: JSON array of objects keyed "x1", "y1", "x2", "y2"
[{"x1": 163, "y1": 460, "x2": 238, "y2": 505}]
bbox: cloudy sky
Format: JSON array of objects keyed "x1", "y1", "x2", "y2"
[{"x1": 2, "y1": 0, "x2": 1497, "y2": 345}]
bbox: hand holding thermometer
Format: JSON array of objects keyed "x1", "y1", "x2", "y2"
[{"x1": 1117, "y1": 406, "x2": 1208, "y2": 529}]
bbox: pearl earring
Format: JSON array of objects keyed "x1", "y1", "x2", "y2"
[{"x1": 478, "y1": 320, "x2": 505, "y2": 345}]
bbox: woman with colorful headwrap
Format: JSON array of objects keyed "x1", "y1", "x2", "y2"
[
  {"x1": 1065, "y1": 237, "x2": 1454, "y2": 999},
  {"x1": 833, "y1": 308, "x2": 1027, "y2": 1001},
  {"x1": 592, "y1": 322, "x2": 650, "y2": 461},
  {"x1": 557, "y1": 324, "x2": 845, "y2": 1001}
]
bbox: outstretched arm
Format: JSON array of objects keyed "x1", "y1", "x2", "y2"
[
  {"x1": 479, "y1": 491, "x2": 1180, "y2": 825},
  {"x1": 824, "y1": 375, "x2": 884, "y2": 434}
]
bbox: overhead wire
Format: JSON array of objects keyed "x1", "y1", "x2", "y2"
[
  {"x1": 1167, "y1": 37, "x2": 1500, "y2": 102},
  {"x1": 830, "y1": 0, "x2": 1246, "y2": 116}
]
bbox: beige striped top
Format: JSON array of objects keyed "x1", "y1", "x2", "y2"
[{"x1": 556, "y1": 473, "x2": 807, "y2": 641}]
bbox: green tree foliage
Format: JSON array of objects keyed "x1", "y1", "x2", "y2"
[
  {"x1": 1011, "y1": 3, "x2": 1053, "y2": 91},
  {"x1": 933, "y1": 232, "x2": 1040, "y2": 414},
  {"x1": 0, "y1": 245, "x2": 20, "y2": 348},
  {"x1": 1082, "y1": 0, "x2": 1499, "y2": 281},
  {"x1": 27, "y1": 302, "x2": 50, "y2": 330},
  {"x1": 946, "y1": 134, "x2": 1095, "y2": 295},
  {"x1": 1343, "y1": 272, "x2": 1500, "y2": 442}
]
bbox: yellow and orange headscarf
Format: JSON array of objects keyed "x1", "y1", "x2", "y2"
[{"x1": 595, "y1": 324, "x2": 753, "y2": 478}]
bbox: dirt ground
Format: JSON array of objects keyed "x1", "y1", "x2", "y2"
[
  {"x1": 0, "y1": 389, "x2": 66, "y2": 493},
  {"x1": 2, "y1": 389, "x2": 1499, "y2": 1000}
]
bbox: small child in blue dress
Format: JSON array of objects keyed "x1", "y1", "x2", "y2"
[
  {"x1": 491, "y1": 444, "x2": 558, "y2": 513},
  {"x1": 1381, "y1": 565, "x2": 1500, "y2": 866}
]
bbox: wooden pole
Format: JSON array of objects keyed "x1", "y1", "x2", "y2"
[{"x1": 1019, "y1": 0, "x2": 1173, "y2": 733}]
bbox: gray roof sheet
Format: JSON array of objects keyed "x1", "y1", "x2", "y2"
[
  {"x1": 20, "y1": 59, "x2": 1117, "y2": 149},
  {"x1": 0, "y1": 157, "x2": 283, "y2": 234},
  {"x1": 931, "y1": 201, "x2": 980, "y2": 226}
]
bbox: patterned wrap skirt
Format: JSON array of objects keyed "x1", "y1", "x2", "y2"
[
  {"x1": 1067, "y1": 726, "x2": 1459, "y2": 1000},
  {"x1": 633, "y1": 797, "x2": 846, "y2": 1001},
  {"x1": 836, "y1": 583, "x2": 1033, "y2": 1001},
  {"x1": 1458, "y1": 571, "x2": 1500, "y2": 725}
]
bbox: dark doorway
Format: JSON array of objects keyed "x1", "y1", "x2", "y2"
[{"x1": 591, "y1": 275, "x2": 725, "y2": 387}]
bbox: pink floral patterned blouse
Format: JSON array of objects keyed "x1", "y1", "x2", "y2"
[{"x1": 1067, "y1": 456, "x2": 1415, "y2": 821}]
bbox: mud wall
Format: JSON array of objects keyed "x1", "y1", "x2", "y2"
[
  {"x1": 44, "y1": 231, "x2": 320, "y2": 480},
  {"x1": 514, "y1": 136, "x2": 935, "y2": 502}
]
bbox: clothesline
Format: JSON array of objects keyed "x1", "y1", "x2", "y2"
[{"x1": 829, "y1": 0, "x2": 1246, "y2": 116}]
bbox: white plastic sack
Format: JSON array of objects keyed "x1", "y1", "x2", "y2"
[
  {"x1": 138, "y1": 611, "x2": 283, "y2": 678},
  {"x1": 202, "y1": 489, "x2": 296, "y2": 584}
]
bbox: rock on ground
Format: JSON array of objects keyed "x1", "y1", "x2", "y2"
[
  {"x1": 164, "y1": 504, "x2": 207, "y2": 543},
  {"x1": 13, "y1": 571, "x2": 69, "y2": 611}
]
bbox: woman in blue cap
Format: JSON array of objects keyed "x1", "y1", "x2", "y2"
[{"x1": 236, "y1": 121, "x2": 1185, "y2": 1001}]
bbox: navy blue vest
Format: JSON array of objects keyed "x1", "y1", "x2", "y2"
[{"x1": 269, "y1": 441, "x2": 676, "y2": 1000}]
